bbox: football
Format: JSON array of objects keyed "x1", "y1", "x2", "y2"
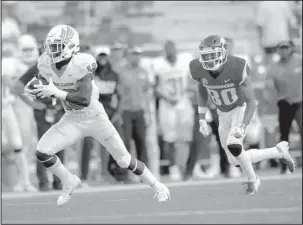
[{"x1": 28, "y1": 78, "x2": 52, "y2": 103}]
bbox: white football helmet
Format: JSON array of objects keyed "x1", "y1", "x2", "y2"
[
  {"x1": 18, "y1": 34, "x2": 39, "y2": 65},
  {"x1": 44, "y1": 24, "x2": 80, "y2": 64}
]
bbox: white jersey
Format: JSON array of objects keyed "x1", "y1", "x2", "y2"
[
  {"x1": 38, "y1": 52, "x2": 102, "y2": 115},
  {"x1": 152, "y1": 53, "x2": 193, "y2": 101}
]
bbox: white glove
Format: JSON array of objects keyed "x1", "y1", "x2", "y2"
[
  {"x1": 24, "y1": 77, "x2": 38, "y2": 99},
  {"x1": 34, "y1": 78, "x2": 66, "y2": 100},
  {"x1": 230, "y1": 123, "x2": 246, "y2": 139},
  {"x1": 199, "y1": 119, "x2": 210, "y2": 136}
]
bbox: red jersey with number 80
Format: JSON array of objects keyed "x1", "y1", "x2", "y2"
[{"x1": 189, "y1": 55, "x2": 250, "y2": 112}]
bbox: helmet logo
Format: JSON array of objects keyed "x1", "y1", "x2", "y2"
[{"x1": 60, "y1": 26, "x2": 74, "y2": 44}]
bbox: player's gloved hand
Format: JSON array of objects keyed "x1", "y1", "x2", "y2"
[
  {"x1": 231, "y1": 123, "x2": 246, "y2": 139},
  {"x1": 34, "y1": 78, "x2": 62, "y2": 99},
  {"x1": 199, "y1": 119, "x2": 210, "y2": 136},
  {"x1": 24, "y1": 77, "x2": 38, "y2": 99}
]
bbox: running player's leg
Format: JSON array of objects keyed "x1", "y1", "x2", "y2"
[
  {"x1": 217, "y1": 110, "x2": 239, "y2": 167},
  {"x1": 36, "y1": 115, "x2": 83, "y2": 185},
  {"x1": 226, "y1": 106, "x2": 258, "y2": 182},
  {"x1": 91, "y1": 113, "x2": 170, "y2": 201},
  {"x1": 234, "y1": 106, "x2": 295, "y2": 172}
]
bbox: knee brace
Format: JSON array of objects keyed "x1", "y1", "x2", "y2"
[
  {"x1": 116, "y1": 154, "x2": 146, "y2": 175},
  {"x1": 35, "y1": 150, "x2": 58, "y2": 168},
  {"x1": 227, "y1": 144, "x2": 243, "y2": 157},
  {"x1": 127, "y1": 158, "x2": 146, "y2": 175}
]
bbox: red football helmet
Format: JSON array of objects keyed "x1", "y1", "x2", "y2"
[{"x1": 198, "y1": 35, "x2": 228, "y2": 71}]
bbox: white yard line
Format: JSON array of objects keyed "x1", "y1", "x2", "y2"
[{"x1": 2, "y1": 173, "x2": 301, "y2": 200}]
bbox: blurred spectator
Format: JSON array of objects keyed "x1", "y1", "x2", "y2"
[
  {"x1": 80, "y1": 46, "x2": 125, "y2": 184},
  {"x1": 13, "y1": 55, "x2": 65, "y2": 192},
  {"x1": 256, "y1": 1, "x2": 297, "y2": 64},
  {"x1": 2, "y1": 57, "x2": 37, "y2": 192},
  {"x1": 184, "y1": 76, "x2": 213, "y2": 180},
  {"x1": 117, "y1": 46, "x2": 151, "y2": 182},
  {"x1": 141, "y1": 57, "x2": 161, "y2": 180},
  {"x1": 2, "y1": 34, "x2": 41, "y2": 192},
  {"x1": 12, "y1": 35, "x2": 40, "y2": 172},
  {"x1": 80, "y1": 44, "x2": 92, "y2": 54},
  {"x1": 263, "y1": 40, "x2": 302, "y2": 173},
  {"x1": 110, "y1": 42, "x2": 128, "y2": 73},
  {"x1": 153, "y1": 40, "x2": 194, "y2": 181},
  {"x1": 2, "y1": 2, "x2": 21, "y2": 57}
]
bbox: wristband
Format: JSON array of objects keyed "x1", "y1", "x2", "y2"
[
  {"x1": 55, "y1": 89, "x2": 68, "y2": 100},
  {"x1": 198, "y1": 107, "x2": 208, "y2": 114}
]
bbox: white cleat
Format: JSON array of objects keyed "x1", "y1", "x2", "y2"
[
  {"x1": 153, "y1": 183, "x2": 171, "y2": 202},
  {"x1": 57, "y1": 175, "x2": 82, "y2": 207},
  {"x1": 276, "y1": 141, "x2": 295, "y2": 172},
  {"x1": 241, "y1": 176, "x2": 261, "y2": 195}
]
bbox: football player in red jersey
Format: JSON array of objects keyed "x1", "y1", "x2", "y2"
[{"x1": 189, "y1": 35, "x2": 295, "y2": 195}]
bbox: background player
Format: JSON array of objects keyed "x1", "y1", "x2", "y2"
[
  {"x1": 153, "y1": 40, "x2": 194, "y2": 180},
  {"x1": 24, "y1": 25, "x2": 170, "y2": 206},
  {"x1": 189, "y1": 35, "x2": 295, "y2": 195}
]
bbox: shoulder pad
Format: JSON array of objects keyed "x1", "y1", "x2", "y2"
[{"x1": 73, "y1": 53, "x2": 97, "y2": 73}]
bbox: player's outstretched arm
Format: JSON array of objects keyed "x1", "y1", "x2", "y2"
[{"x1": 239, "y1": 77, "x2": 257, "y2": 127}]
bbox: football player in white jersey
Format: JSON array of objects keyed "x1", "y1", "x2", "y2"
[
  {"x1": 24, "y1": 25, "x2": 170, "y2": 206},
  {"x1": 152, "y1": 40, "x2": 194, "y2": 180},
  {"x1": 2, "y1": 58, "x2": 37, "y2": 192}
]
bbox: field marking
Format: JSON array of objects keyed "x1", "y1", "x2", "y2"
[
  {"x1": 2, "y1": 207, "x2": 301, "y2": 223},
  {"x1": 2, "y1": 173, "x2": 302, "y2": 200},
  {"x1": 5, "y1": 198, "x2": 131, "y2": 206}
]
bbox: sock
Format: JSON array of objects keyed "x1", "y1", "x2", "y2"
[
  {"x1": 48, "y1": 156, "x2": 72, "y2": 183},
  {"x1": 247, "y1": 147, "x2": 282, "y2": 164},
  {"x1": 14, "y1": 151, "x2": 30, "y2": 186},
  {"x1": 128, "y1": 158, "x2": 160, "y2": 190},
  {"x1": 236, "y1": 149, "x2": 257, "y2": 182}
]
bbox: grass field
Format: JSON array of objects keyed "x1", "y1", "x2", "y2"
[{"x1": 2, "y1": 170, "x2": 302, "y2": 224}]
